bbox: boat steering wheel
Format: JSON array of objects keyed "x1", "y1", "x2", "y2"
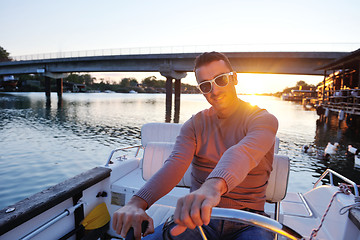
[
  {"x1": 125, "y1": 206, "x2": 304, "y2": 240},
  {"x1": 210, "y1": 207, "x2": 304, "y2": 240}
]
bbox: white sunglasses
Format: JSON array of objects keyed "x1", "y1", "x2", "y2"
[{"x1": 197, "y1": 72, "x2": 234, "y2": 94}]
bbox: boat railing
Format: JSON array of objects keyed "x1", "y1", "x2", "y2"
[
  {"x1": 19, "y1": 202, "x2": 84, "y2": 240},
  {"x1": 105, "y1": 145, "x2": 143, "y2": 167},
  {"x1": 313, "y1": 169, "x2": 359, "y2": 197}
]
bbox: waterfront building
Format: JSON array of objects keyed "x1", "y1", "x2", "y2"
[{"x1": 316, "y1": 48, "x2": 360, "y2": 121}]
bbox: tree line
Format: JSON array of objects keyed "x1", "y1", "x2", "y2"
[
  {"x1": 68, "y1": 74, "x2": 198, "y2": 93},
  {"x1": 273, "y1": 80, "x2": 317, "y2": 97},
  {"x1": 7, "y1": 72, "x2": 198, "y2": 93}
]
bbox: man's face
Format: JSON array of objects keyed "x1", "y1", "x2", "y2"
[{"x1": 195, "y1": 60, "x2": 238, "y2": 112}]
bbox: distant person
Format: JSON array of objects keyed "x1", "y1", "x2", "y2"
[{"x1": 112, "y1": 51, "x2": 278, "y2": 240}]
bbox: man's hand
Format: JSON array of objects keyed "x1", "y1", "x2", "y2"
[
  {"x1": 171, "y1": 178, "x2": 227, "y2": 236},
  {"x1": 112, "y1": 196, "x2": 154, "y2": 240}
]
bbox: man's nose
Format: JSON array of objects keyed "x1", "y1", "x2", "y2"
[{"x1": 211, "y1": 83, "x2": 221, "y2": 95}]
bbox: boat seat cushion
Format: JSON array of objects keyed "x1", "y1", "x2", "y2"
[
  {"x1": 142, "y1": 142, "x2": 289, "y2": 202},
  {"x1": 142, "y1": 142, "x2": 192, "y2": 187},
  {"x1": 265, "y1": 155, "x2": 290, "y2": 203},
  {"x1": 274, "y1": 137, "x2": 279, "y2": 154},
  {"x1": 141, "y1": 123, "x2": 182, "y2": 147}
]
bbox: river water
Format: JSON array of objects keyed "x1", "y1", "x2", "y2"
[{"x1": 0, "y1": 92, "x2": 359, "y2": 210}]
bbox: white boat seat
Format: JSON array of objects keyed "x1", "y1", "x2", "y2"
[
  {"x1": 274, "y1": 137, "x2": 279, "y2": 154},
  {"x1": 265, "y1": 155, "x2": 290, "y2": 203},
  {"x1": 142, "y1": 142, "x2": 192, "y2": 187},
  {"x1": 141, "y1": 142, "x2": 289, "y2": 202},
  {"x1": 141, "y1": 123, "x2": 182, "y2": 147}
]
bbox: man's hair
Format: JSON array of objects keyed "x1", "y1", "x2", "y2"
[{"x1": 194, "y1": 51, "x2": 233, "y2": 71}]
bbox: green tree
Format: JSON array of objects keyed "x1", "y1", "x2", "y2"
[
  {"x1": 65, "y1": 73, "x2": 96, "y2": 85},
  {"x1": 83, "y1": 74, "x2": 94, "y2": 85},
  {"x1": 129, "y1": 78, "x2": 138, "y2": 87},
  {"x1": 296, "y1": 80, "x2": 307, "y2": 87},
  {"x1": 17, "y1": 74, "x2": 38, "y2": 81},
  {"x1": 142, "y1": 76, "x2": 157, "y2": 87},
  {"x1": 65, "y1": 73, "x2": 84, "y2": 84},
  {"x1": 282, "y1": 80, "x2": 316, "y2": 94},
  {"x1": 0, "y1": 46, "x2": 11, "y2": 62},
  {"x1": 142, "y1": 76, "x2": 166, "y2": 88},
  {"x1": 120, "y1": 78, "x2": 131, "y2": 87}
]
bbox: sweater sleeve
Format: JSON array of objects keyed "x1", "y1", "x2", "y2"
[
  {"x1": 135, "y1": 119, "x2": 196, "y2": 207},
  {"x1": 206, "y1": 110, "x2": 278, "y2": 193}
]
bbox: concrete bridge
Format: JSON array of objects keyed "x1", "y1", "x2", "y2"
[
  {"x1": 0, "y1": 51, "x2": 349, "y2": 76},
  {"x1": 0, "y1": 51, "x2": 349, "y2": 122}
]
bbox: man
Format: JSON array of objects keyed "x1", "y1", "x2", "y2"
[{"x1": 112, "y1": 52, "x2": 278, "y2": 240}]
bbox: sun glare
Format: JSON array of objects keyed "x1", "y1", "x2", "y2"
[
  {"x1": 235, "y1": 73, "x2": 323, "y2": 94},
  {"x1": 90, "y1": 72, "x2": 323, "y2": 95}
]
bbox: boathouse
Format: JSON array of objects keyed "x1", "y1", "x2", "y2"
[{"x1": 316, "y1": 48, "x2": 360, "y2": 121}]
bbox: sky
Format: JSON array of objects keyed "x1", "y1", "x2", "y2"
[{"x1": 1, "y1": 0, "x2": 360, "y2": 93}]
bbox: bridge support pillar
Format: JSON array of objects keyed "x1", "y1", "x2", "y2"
[
  {"x1": 174, "y1": 79, "x2": 181, "y2": 123},
  {"x1": 165, "y1": 77, "x2": 173, "y2": 122},
  {"x1": 43, "y1": 72, "x2": 68, "y2": 100},
  {"x1": 57, "y1": 78, "x2": 63, "y2": 98},
  {"x1": 160, "y1": 65, "x2": 187, "y2": 123},
  {"x1": 45, "y1": 76, "x2": 51, "y2": 98}
]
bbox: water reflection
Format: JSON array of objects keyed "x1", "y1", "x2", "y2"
[
  {"x1": 0, "y1": 93, "x2": 359, "y2": 210},
  {"x1": 165, "y1": 99, "x2": 181, "y2": 123},
  {"x1": 312, "y1": 115, "x2": 360, "y2": 184},
  {"x1": 173, "y1": 106, "x2": 180, "y2": 123},
  {"x1": 165, "y1": 103, "x2": 171, "y2": 123}
]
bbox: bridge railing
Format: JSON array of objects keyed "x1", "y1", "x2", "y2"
[
  {"x1": 11, "y1": 45, "x2": 211, "y2": 61},
  {"x1": 11, "y1": 43, "x2": 359, "y2": 61}
]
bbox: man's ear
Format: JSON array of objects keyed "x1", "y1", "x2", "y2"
[{"x1": 233, "y1": 72, "x2": 238, "y2": 85}]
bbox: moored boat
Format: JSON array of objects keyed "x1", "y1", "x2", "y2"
[
  {"x1": 0, "y1": 75, "x2": 18, "y2": 91},
  {"x1": 281, "y1": 93, "x2": 292, "y2": 101},
  {"x1": 0, "y1": 123, "x2": 359, "y2": 240}
]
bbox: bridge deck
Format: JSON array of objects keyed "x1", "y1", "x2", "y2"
[{"x1": 0, "y1": 52, "x2": 349, "y2": 76}]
